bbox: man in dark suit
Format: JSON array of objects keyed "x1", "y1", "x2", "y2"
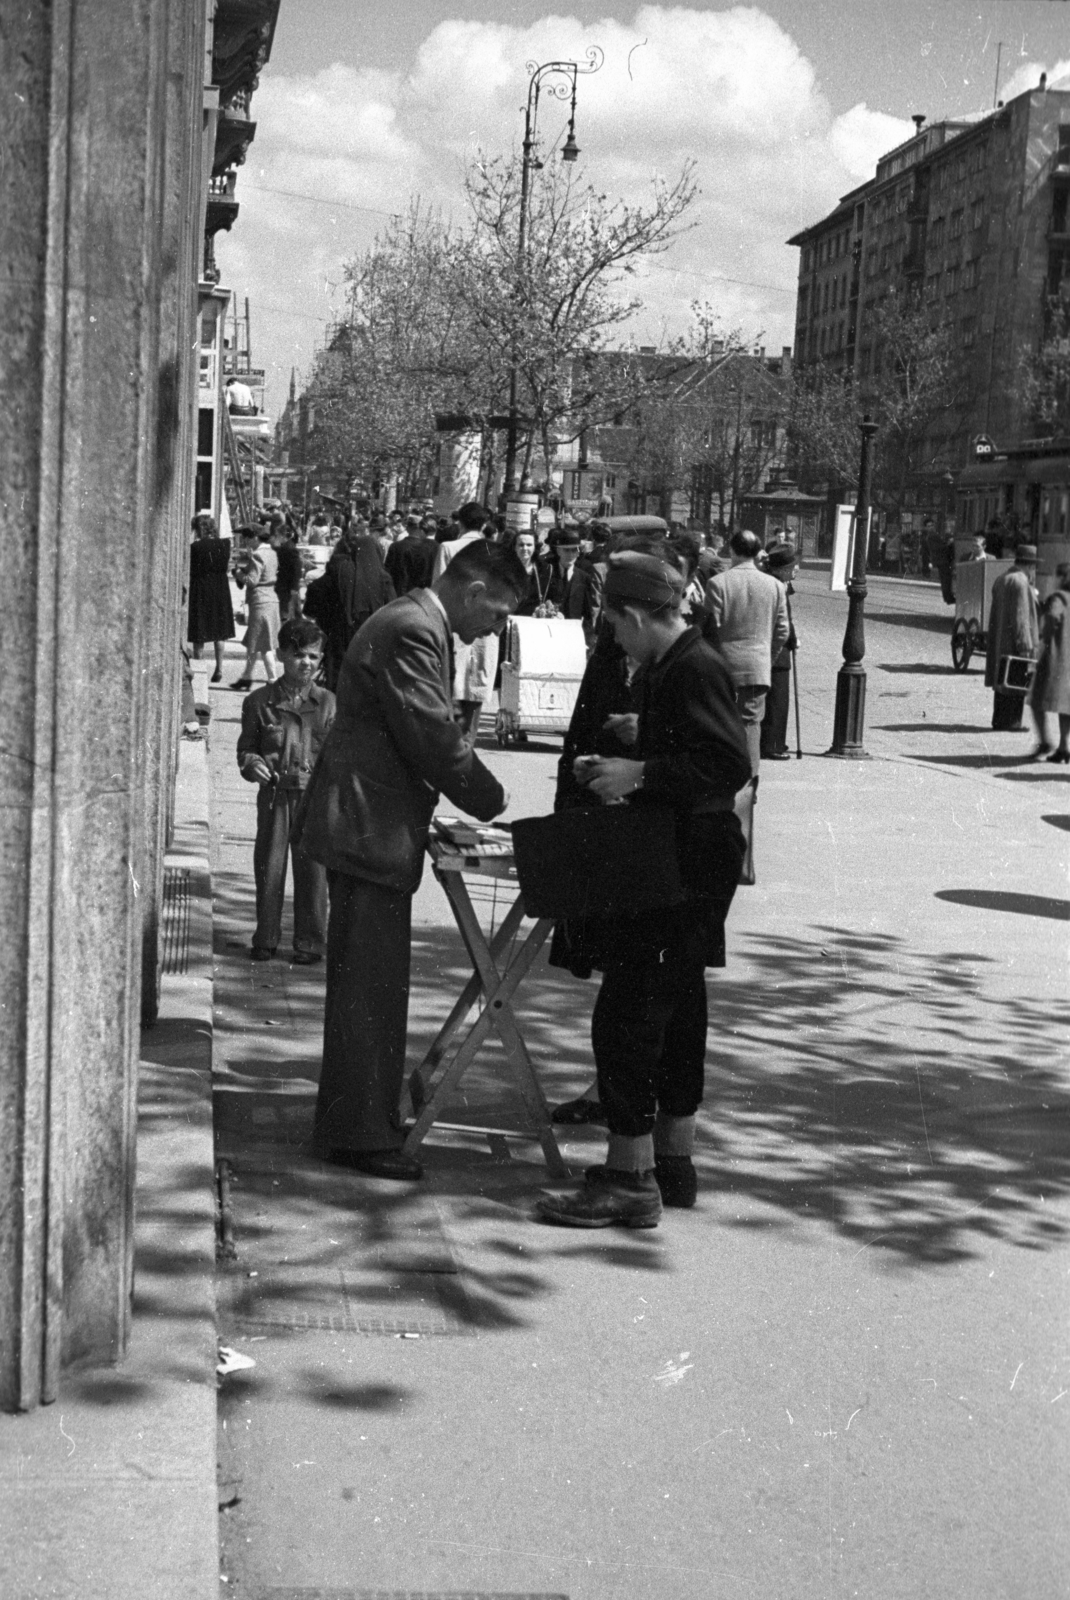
[
  {"x1": 542, "y1": 528, "x2": 606, "y2": 649},
  {"x1": 297, "y1": 540, "x2": 527, "y2": 1180}
]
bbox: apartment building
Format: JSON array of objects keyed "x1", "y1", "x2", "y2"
[{"x1": 789, "y1": 81, "x2": 1070, "y2": 561}]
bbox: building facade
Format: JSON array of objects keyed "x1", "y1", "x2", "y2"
[
  {"x1": 789, "y1": 81, "x2": 1070, "y2": 574},
  {"x1": 0, "y1": 0, "x2": 278, "y2": 1414}
]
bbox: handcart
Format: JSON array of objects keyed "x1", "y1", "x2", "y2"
[
  {"x1": 950, "y1": 557, "x2": 1014, "y2": 671},
  {"x1": 495, "y1": 615, "x2": 587, "y2": 746}
]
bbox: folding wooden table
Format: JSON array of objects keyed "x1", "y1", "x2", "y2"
[{"x1": 402, "y1": 820, "x2": 567, "y2": 1175}]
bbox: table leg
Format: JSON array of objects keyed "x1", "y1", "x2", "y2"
[
  {"x1": 403, "y1": 871, "x2": 565, "y2": 1174},
  {"x1": 407, "y1": 883, "x2": 528, "y2": 1112}
]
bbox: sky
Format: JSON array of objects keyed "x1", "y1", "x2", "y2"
[{"x1": 215, "y1": 1, "x2": 1070, "y2": 420}]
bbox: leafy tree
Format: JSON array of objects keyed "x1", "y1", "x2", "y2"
[
  {"x1": 789, "y1": 288, "x2": 964, "y2": 512},
  {"x1": 1015, "y1": 295, "x2": 1070, "y2": 438}
]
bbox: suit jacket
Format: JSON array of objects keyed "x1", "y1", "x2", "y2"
[
  {"x1": 296, "y1": 589, "x2": 506, "y2": 892},
  {"x1": 703, "y1": 563, "x2": 790, "y2": 688},
  {"x1": 543, "y1": 555, "x2": 606, "y2": 642}
]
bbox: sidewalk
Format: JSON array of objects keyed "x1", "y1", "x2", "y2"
[
  {"x1": 1, "y1": 681, "x2": 220, "y2": 1600},
  {"x1": 205, "y1": 644, "x2": 1070, "y2": 1599}
]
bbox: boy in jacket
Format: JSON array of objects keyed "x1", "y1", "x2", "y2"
[{"x1": 237, "y1": 617, "x2": 336, "y2": 962}]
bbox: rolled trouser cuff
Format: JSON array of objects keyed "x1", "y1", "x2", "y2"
[
  {"x1": 654, "y1": 1113, "x2": 695, "y2": 1157},
  {"x1": 606, "y1": 1133, "x2": 655, "y2": 1173}
]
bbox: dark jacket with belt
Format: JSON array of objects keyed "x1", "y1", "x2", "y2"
[
  {"x1": 550, "y1": 627, "x2": 751, "y2": 974},
  {"x1": 296, "y1": 589, "x2": 506, "y2": 892}
]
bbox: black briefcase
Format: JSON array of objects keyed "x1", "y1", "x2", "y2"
[{"x1": 511, "y1": 805, "x2": 684, "y2": 921}]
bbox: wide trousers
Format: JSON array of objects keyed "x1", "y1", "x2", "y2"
[
  {"x1": 314, "y1": 870, "x2": 412, "y2": 1153},
  {"x1": 760, "y1": 666, "x2": 791, "y2": 756},
  {"x1": 592, "y1": 955, "x2": 708, "y2": 1138},
  {"x1": 252, "y1": 788, "x2": 327, "y2": 955},
  {"x1": 734, "y1": 683, "x2": 768, "y2": 776}
]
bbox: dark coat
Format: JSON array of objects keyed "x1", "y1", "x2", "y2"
[
  {"x1": 187, "y1": 536, "x2": 234, "y2": 644},
  {"x1": 550, "y1": 627, "x2": 751, "y2": 975},
  {"x1": 295, "y1": 590, "x2": 506, "y2": 893},
  {"x1": 984, "y1": 567, "x2": 1039, "y2": 688},
  {"x1": 273, "y1": 538, "x2": 303, "y2": 603},
  {"x1": 543, "y1": 554, "x2": 606, "y2": 639},
  {"x1": 304, "y1": 537, "x2": 395, "y2": 687},
  {"x1": 385, "y1": 534, "x2": 437, "y2": 596}
]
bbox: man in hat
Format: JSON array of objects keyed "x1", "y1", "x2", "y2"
[
  {"x1": 536, "y1": 549, "x2": 751, "y2": 1228},
  {"x1": 759, "y1": 542, "x2": 799, "y2": 760},
  {"x1": 985, "y1": 544, "x2": 1039, "y2": 731}
]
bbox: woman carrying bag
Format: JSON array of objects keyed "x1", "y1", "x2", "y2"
[{"x1": 519, "y1": 550, "x2": 751, "y2": 1229}]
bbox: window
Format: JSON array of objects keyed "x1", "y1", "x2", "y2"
[
  {"x1": 797, "y1": 286, "x2": 809, "y2": 320},
  {"x1": 950, "y1": 208, "x2": 964, "y2": 238},
  {"x1": 801, "y1": 246, "x2": 811, "y2": 273},
  {"x1": 961, "y1": 316, "x2": 976, "y2": 349},
  {"x1": 962, "y1": 258, "x2": 978, "y2": 290},
  {"x1": 822, "y1": 280, "x2": 830, "y2": 313},
  {"x1": 930, "y1": 216, "x2": 945, "y2": 248},
  {"x1": 925, "y1": 272, "x2": 941, "y2": 302},
  {"x1": 971, "y1": 198, "x2": 984, "y2": 230},
  {"x1": 945, "y1": 262, "x2": 960, "y2": 295},
  {"x1": 866, "y1": 247, "x2": 878, "y2": 280},
  {"x1": 880, "y1": 243, "x2": 890, "y2": 270},
  {"x1": 860, "y1": 344, "x2": 872, "y2": 376}
]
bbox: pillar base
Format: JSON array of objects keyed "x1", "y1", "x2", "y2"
[{"x1": 827, "y1": 664, "x2": 870, "y2": 758}]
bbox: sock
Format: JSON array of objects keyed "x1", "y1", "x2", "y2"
[
  {"x1": 606, "y1": 1133, "x2": 655, "y2": 1173},
  {"x1": 654, "y1": 1113, "x2": 695, "y2": 1158}
]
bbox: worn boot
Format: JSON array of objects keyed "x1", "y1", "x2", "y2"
[{"x1": 536, "y1": 1167, "x2": 662, "y2": 1229}]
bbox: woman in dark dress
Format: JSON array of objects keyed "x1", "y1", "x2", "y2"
[{"x1": 187, "y1": 513, "x2": 235, "y2": 682}]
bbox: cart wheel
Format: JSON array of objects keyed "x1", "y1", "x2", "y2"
[
  {"x1": 967, "y1": 618, "x2": 982, "y2": 658},
  {"x1": 951, "y1": 618, "x2": 971, "y2": 672}
]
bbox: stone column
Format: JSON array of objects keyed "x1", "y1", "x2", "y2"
[
  {"x1": 140, "y1": 0, "x2": 208, "y2": 1025},
  {"x1": 0, "y1": 0, "x2": 202, "y2": 1411}
]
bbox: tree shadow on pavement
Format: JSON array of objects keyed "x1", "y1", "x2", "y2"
[
  {"x1": 700, "y1": 925, "x2": 1070, "y2": 1268},
  {"x1": 935, "y1": 889, "x2": 1069, "y2": 920}
]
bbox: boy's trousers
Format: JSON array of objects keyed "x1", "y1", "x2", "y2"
[{"x1": 252, "y1": 786, "x2": 327, "y2": 955}]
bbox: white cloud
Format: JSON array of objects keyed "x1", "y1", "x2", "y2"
[
  {"x1": 217, "y1": 5, "x2": 914, "y2": 417},
  {"x1": 999, "y1": 56, "x2": 1070, "y2": 103}
]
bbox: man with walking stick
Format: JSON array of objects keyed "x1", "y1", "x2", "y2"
[{"x1": 760, "y1": 543, "x2": 801, "y2": 761}]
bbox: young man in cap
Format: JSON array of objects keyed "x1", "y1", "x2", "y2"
[{"x1": 537, "y1": 549, "x2": 751, "y2": 1228}]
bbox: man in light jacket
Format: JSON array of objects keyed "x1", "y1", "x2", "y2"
[
  {"x1": 296, "y1": 540, "x2": 527, "y2": 1180},
  {"x1": 703, "y1": 528, "x2": 790, "y2": 775}
]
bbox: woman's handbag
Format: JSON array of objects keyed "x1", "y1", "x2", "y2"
[{"x1": 511, "y1": 804, "x2": 684, "y2": 921}]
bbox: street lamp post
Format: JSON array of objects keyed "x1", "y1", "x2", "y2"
[
  {"x1": 829, "y1": 413, "x2": 878, "y2": 757},
  {"x1": 503, "y1": 48, "x2": 603, "y2": 507}
]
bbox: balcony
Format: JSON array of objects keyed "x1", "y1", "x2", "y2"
[
  {"x1": 206, "y1": 170, "x2": 239, "y2": 236},
  {"x1": 213, "y1": 108, "x2": 256, "y2": 177}
]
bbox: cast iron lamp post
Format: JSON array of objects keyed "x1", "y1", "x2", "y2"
[
  {"x1": 503, "y1": 48, "x2": 603, "y2": 503},
  {"x1": 829, "y1": 413, "x2": 878, "y2": 757}
]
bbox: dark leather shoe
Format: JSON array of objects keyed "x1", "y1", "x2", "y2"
[
  {"x1": 250, "y1": 946, "x2": 274, "y2": 962},
  {"x1": 290, "y1": 950, "x2": 323, "y2": 965},
  {"x1": 654, "y1": 1155, "x2": 698, "y2": 1208},
  {"x1": 551, "y1": 1095, "x2": 608, "y2": 1126},
  {"x1": 326, "y1": 1147, "x2": 423, "y2": 1181},
  {"x1": 231, "y1": 678, "x2": 253, "y2": 690},
  {"x1": 537, "y1": 1168, "x2": 661, "y2": 1228}
]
